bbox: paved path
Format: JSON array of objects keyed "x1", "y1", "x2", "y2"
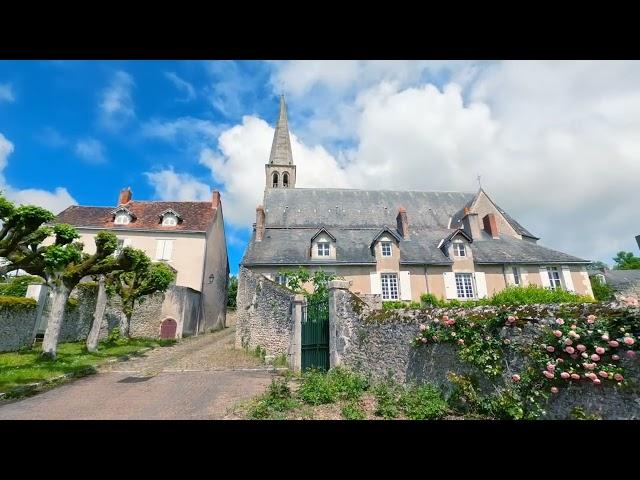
[{"x1": 0, "y1": 326, "x2": 275, "y2": 419}]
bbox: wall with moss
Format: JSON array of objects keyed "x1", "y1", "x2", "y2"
[
  {"x1": 0, "y1": 297, "x2": 38, "y2": 352},
  {"x1": 329, "y1": 285, "x2": 640, "y2": 419}
]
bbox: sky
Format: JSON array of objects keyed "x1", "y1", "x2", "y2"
[{"x1": 1, "y1": 60, "x2": 639, "y2": 274}]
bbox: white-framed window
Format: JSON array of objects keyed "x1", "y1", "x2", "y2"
[
  {"x1": 275, "y1": 273, "x2": 287, "y2": 286},
  {"x1": 113, "y1": 238, "x2": 130, "y2": 257},
  {"x1": 512, "y1": 267, "x2": 521, "y2": 285},
  {"x1": 455, "y1": 273, "x2": 475, "y2": 299},
  {"x1": 381, "y1": 273, "x2": 399, "y2": 300},
  {"x1": 453, "y1": 242, "x2": 466, "y2": 257},
  {"x1": 114, "y1": 212, "x2": 130, "y2": 225},
  {"x1": 162, "y1": 214, "x2": 178, "y2": 226},
  {"x1": 155, "y1": 239, "x2": 174, "y2": 261},
  {"x1": 317, "y1": 242, "x2": 330, "y2": 257},
  {"x1": 546, "y1": 267, "x2": 562, "y2": 290},
  {"x1": 381, "y1": 241, "x2": 392, "y2": 257}
]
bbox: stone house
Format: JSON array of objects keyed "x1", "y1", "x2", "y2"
[
  {"x1": 51, "y1": 187, "x2": 229, "y2": 335},
  {"x1": 240, "y1": 96, "x2": 594, "y2": 302}
]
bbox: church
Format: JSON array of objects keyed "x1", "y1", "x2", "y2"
[{"x1": 240, "y1": 96, "x2": 594, "y2": 301}]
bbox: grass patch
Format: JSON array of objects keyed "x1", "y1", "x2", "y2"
[{"x1": 0, "y1": 337, "x2": 174, "y2": 394}]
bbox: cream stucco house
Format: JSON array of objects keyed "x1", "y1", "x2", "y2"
[
  {"x1": 240, "y1": 96, "x2": 594, "y2": 301},
  {"x1": 54, "y1": 187, "x2": 229, "y2": 334}
]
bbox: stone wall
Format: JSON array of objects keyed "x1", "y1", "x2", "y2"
[
  {"x1": 329, "y1": 283, "x2": 640, "y2": 419},
  {"x1": 235, "y1": 266, "x2": 296, "y2": 359},
  {"x1": 0, "y1": 299, "x2": 38, "y2": 352}
]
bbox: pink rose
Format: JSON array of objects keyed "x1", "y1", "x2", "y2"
[
  {"x1": 564, "y1": 338, "x2": 573, "y2": 346},
  {"x1": 591, "y1": 354, "x2": 601, "y2": 362},
  {"x1": 546, "y1": 346, "x2": 555, "y2": 353},
  {"x1": 624, "y1": 337, "x2": 635, "y2": 346},
  {"x1": 442, "y1": 315, "x2": 449, "y2": 322},
  {"x1": 565, "y1": 346, "x2": 575, "y2": 354},
  {"x1": 543, "y1": 371, "x2": 555, "y2": 379},
  {"x1": 512, "y1": 374, "x2": 521, "y2": 382},
  {"x1": 421, "y1": 338, "x2": 428, "y2": 343},
  {"x1": 583, "y1": 363, "x2": 595, "y2": 370},
  {"x1": 612, "y1": 354, "x2": 620, "y2": 361},
  {"x1": 576, "y1": 344, "x2": 587, "y2": 352},
  {"x1": 626, "y1": 350, "x2": 637, "y2": 359},
  {"x1": 419, "y1": 324, "x2": 427, "y2": 331},
  {"x1": 595, "y1": 347, "x2": 605, "y2": 355},
  {"x1": 593, "y1": 378, "x2": 601, "y2": 385},
  {"x1": 560, "y1": 372, "x2": 570, "y2": 379},
  {"x1": 507, "y1": 316, "x2": 516, "y2": 323},
  {"x1": 457, "y1": 339, "x2": 464, "y2": 345},
  {"x1": 571, "y1": 324, "x2": 577, "y2": 329},
  {"x1": 587, "y1": 372, "x2": 597, "y2": 380},
  {"x1": 570, "y1": 373, "x2": 581, "y2": 380},
  {"x1": 587, "y1": 314, "x2": 596, "y2": 324},
  {"x1": 598, "y1": 371, "x2": 608, "y2": 379},
  {"x1": 609, "y1": 340, "x2": 619, "y2": 348},
  {"x1": 556, "y1": 318, "x2": 564, "y2": 325},
  {"x1": 614, "y1": 373, "x2": 624, "y2": 382},
  {"x1": 557, "y1": 358, "x2": 564, "y2": 363},
  {"x1": 601, "y1": 335, "x2": 610, "y2": 341},
  {"x1": 551, "y1": 387, "x2": 559, "y2": 394},
  {"x1": 546, "y1": 364, "x2": 556, "y2": 372},
  {"x1": 553, "y1": 330, "x2": 563, "y2": 338}
]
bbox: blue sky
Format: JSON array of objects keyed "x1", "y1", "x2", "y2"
[{"x1": 1, "y1": 60, "x2": 639, "y2": 274}]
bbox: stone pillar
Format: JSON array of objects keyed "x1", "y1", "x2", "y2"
[
  {"x1": 28, "y1": 284, "x2": 49, "y2": 340},
  {"x1": 328, "y1": 279, "x2": 350, "y2": 369},
  {"x1": 290, "y1": 294, "x2": 306, "y2": 372}
]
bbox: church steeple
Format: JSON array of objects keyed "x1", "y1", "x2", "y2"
[{"x1": 265, "y1": 95, "x2": 296, "y2": 189}]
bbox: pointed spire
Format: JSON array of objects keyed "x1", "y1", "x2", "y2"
[{"x1": 268, "y1": 95, "x2": 294, "y2": 165}]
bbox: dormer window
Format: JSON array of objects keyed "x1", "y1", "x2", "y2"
[
  {"x1": 453, "y1": 242, "x2": 466, "y2": 257},
  {"x1": 112, "y1": 207, "x2": 135, "y2": 225},
  {"x1": 159, "y1": 209, "x2": 182, "y2": 227},
  {"x1": 317, "y1": 242, "x2": 330, "y2": 257},
  {"x1": 381, "y1": 241, "x2": 392, "y2": 257}
]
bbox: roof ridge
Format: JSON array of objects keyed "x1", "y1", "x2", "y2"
[{"x1": 269, "y1": 188, "x2": 477, "y2": 194}]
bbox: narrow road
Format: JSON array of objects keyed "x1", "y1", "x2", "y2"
[{"x1": 0, "y1": 326, "x2": 275, "y2": 419}]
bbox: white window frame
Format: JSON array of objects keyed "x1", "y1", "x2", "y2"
[
  {"x1": 546, "y1": 266, "x2": 563, "y2": 290},
  {"x1": 317, "y1": 242, "x2": 330, "y2": 257},
  {"x1": 114, "y1": 213, "x2": 130, "y2": 225},
  {"x1": 453, "y1": 242, "x2": 466, "y2": 257},
  {"x1": 156, "y1": 239, "x2": 174, "y2": 261},
  {"x1": 512, "y1": 266, "x2": 521, "y2": 286},
  {"x1": 162, "y1": 214, "x2": 178, "y2": 226},
  {"x1": 455, "y1": 272, "x2": 475, "y2": 299},
  {"x1": 381, "y1": 241, "x2": 392, "y2": 257},
  {"x1": 380, "y1": 273, "x2": 399, "y2": 300}
]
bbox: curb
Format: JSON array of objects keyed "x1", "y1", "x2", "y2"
[{"x1": 0, "y1": 346, "x2": 156, "y2": 400}]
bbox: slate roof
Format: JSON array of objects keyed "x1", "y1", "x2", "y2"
[
  {"x1": 55, "y1": 201, "x2": 217, "y2": 232},
  {"x1": 601, "y1": 270, "x2": 640, "y2": 290},
  {"x1": 242, "y1": 187, "x2": 589, "y2": 267}
]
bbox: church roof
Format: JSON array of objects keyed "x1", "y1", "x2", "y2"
[{"x1": 268, "y1": 95, "x2": 294, "y2": 166}]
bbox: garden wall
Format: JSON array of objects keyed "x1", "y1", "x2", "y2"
[
  {"x1": 0, "y1": 298, "x2": 38, "y2": 352},
  {"x1": 328, "y1": 281, "x2": 640, "y2": 419}
]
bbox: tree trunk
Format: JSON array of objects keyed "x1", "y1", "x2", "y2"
[
  {"x1": 121, "y1": 313, "x2": 132, "y2": 338},
  {"x1": 86, "y1": 276, "x2": 107, "y2": 352},
  {"x1": 41, "y1": 283, "x2": 71, "y2": 360}
]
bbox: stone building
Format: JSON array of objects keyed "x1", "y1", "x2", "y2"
[
  {"x1": 240, "y1": 96, "x2": 594, "y2": 302},
  {"x1": 52, "y1": 188, "x2": 229, "y2": 335}
]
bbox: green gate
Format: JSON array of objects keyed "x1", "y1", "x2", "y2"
[{"x1": 301, "y1": 298, "x2": 330, "y2": 371}]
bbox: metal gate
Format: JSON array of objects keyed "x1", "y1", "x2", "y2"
[{"x1": 301, "y1": 298, "x2": 330, "y2": 371}]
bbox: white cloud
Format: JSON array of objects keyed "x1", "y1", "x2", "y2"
[
  {"x1": 141, "y1": 117, "x2": 223, "y2": 145},
  {"x1": 164, "y1": 72, "x2": 196, "y2": 101},
  {"x1": 74, "y1": 138, "x2": 106, "y2": 164},
  {"x1": 0, "y1": 83, "x2": 15, "y2": 103},
  {"x1": 99, "y1": 71, "x2": 135, "y2": 129},
  {"x1": 0, "y1": 133, "x2": 76, "y2": 214},
  {"x1": 145, "y1": 168, "x2": 212, "y2": 201}
]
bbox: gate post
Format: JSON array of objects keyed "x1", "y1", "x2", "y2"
[
  {"x1": 328, "y1": 280, "x2": 350, "y2": 369},
  {"x1": 291, "y1": 294, "x2": 306, "y2": 372}
]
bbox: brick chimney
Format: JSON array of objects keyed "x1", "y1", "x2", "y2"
[
  {"x1": 396, "y1": 207, "x2": 409, "y2": 238},
  {"x1": 118, "y1": 187, "x2": 132, "y2": 206},
  {"x1": 211, "y1": 190, "x2": 221, "y2": 209},
  {"x1": 483, "y1": 213, "x2": 499, "y2": 238},
  {"x1": 255, "y1": 205, "x2": 265, "y2": 242}
]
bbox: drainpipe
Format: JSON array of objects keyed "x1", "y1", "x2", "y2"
[{"x1": 424, "y1": 265, "x2": 430, "y2": 294}]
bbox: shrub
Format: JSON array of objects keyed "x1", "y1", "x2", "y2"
[
  {"x1": 590, "y1": 277, "x2": 614, "y2": 302},
  {"x1": 382, "y1": 300, "x2": 408, "y2": 310},
  {"x1": 0, "y1": 275, "x2": 43, "y2": 297},
  {"x1": 341, "y1": 400, "x2": 366, "y2": 420},
  {"x1": 373, "y1": 380, "x2": 402, "y2": 419},
  {"x1": 488, "y1": 285, "x2": 592, "y2": 305},
  {"x1": 298, "y1": 369, "x2": 336, "y2": 405},
  {"x1": 420, "y1": 293, "x2": 442, "y2": 307},
  {"x1": 0, "y1": 296, "x2": 37, "y2": 309},
  {"x1": 329, "y1": 367, "x2": 369, "y2": 401},
  {"x1": 247, "y1": 378, "x2": 299, "y2": 419},
  {"x1": 399, "y1": 384, "x2": 448, "y2": 420}
]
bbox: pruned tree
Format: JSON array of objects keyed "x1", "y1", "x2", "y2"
[
  {"x1": 106, "y1": 248, "x2": 176, "y2": 338},
  {"x1": 613, "y1": 251, "x2": 640, "y2": 270}
]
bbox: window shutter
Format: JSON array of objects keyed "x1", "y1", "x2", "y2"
[
  {"x1": 561, "y1": 266, "x2": 575, "y2": 292},
  {"x1": 520, "y1": 267, "x2": 529, "y2": 286},
  {"x1": 370, "y1": 272, "x2": 382, "y2": 295},
  {"x1": 474, "y1": 272, "x2": 488, "y2": 299},
  {"x1": 164, "y1": 240, "x2": 173, "y2": 260},
  {"x1": 443, "y1": 272, "x2": 457, "y2": 299},
  {"x1": 155, "y1": 240, "x2": 165, "y2": 260},
  {"x1": 505, "y1": 267, "x2": 515, "y2": 286},
  {"x1": 539, "y1": 267, "x2": 551, "y2": 288},
  {"x1": 399, "y1": 271, "x2": 412, "y2": 301}
]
